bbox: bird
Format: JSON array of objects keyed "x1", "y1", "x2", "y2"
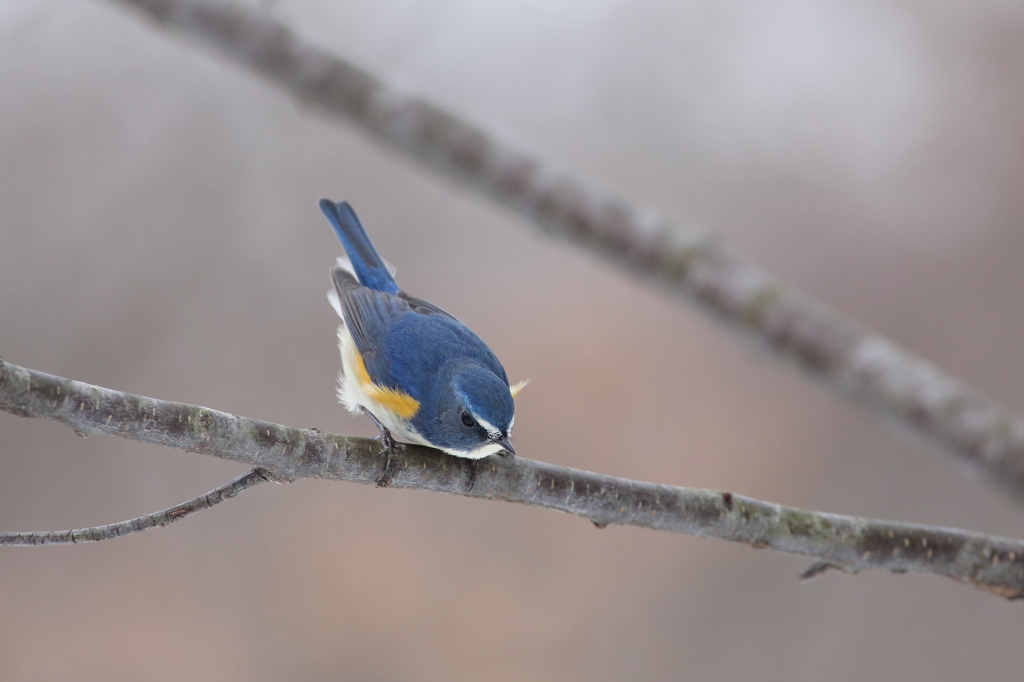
[{"x1": 321, "y1": 199, "x2": 525, "y2": 486}]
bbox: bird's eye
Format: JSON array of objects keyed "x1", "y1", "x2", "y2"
[{"x1": 461, "y1": 412, "x2": 475, "y2": 427}]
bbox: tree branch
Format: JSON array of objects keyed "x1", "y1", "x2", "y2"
[
  {"x1": 3, "y1": 359, "x2": 1023, "y2": 599},
  {"x1": 103, "y1": 0, "x2": 1024, "y2": 502},
  {"x1": 0, "y1": 468, "x2": 270, "y2": 545}
]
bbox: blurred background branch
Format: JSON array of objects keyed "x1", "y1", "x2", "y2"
[
  {"x1": 4, "y1": 359, "x2": 1024, "y2": 599},
  {"x1": 110, "y1": 0, "x2": 1024, "y2": 502}
]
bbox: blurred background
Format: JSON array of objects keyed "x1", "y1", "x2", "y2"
[{"x1": 3, "y1": 0, "x2": 1024, "y2": 679}]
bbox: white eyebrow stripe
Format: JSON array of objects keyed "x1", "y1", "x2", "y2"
[{"x1": 473, "y1": 413, "x2": 502, "y2": 440}]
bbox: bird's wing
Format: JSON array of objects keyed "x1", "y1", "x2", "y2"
[
  {"x1": 332, "y1": 267, "x2": 459, "y2": 387},
  {"x1": 332, "y1": 267, "x2": 408, "y2": 356},
  {"x1": 397, "y1": 291, "x2": 461, "y2": 322},
  {"x1": 331, "y1": 267, "x2": 507, "y2": 396}
]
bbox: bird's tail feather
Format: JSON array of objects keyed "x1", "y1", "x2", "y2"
[{"x1": 319, "y1": 199, "x2": 399, "y2": 294}]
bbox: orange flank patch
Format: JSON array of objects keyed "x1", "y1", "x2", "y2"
[
  {"x1": 370, "y1": 385, "x2": 421, "y2": 420},
  {"x1": 352, "y1": 350, "x2": 420, "y2": 419}
]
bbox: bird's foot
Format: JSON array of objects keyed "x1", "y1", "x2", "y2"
[
  {"x1": 363, "y1": 409, "x2": 397, "y2": 488},
  {"x1": 375, "y1": 436, "x2": 396, "y2": 488}
]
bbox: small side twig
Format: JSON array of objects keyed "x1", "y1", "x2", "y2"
[
  {"x1": 800, "y1": 561, "x2": 847, "y2": 582},
  {"x1": 0, "y1": 468, "x2": 270, "y2": 546}
]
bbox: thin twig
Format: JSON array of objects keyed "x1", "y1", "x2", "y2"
[
  {"x1": 103, "y1": 0, "x2": 1024, "y2": 502},
  {"x1": 3, "y1": 359, "x2": 1023, "y2": 599},
  {"x1": 0, "y1": 468, "x2": 270, "y2": 546}
]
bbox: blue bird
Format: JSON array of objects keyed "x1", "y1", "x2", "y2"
[{"x1": 321, "y1": 199, "x2": 525, "y2": 484}]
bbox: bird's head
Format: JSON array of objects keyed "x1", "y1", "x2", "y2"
[{"x1": 427, "y1": 365, "x2": 517, "y2": 459}]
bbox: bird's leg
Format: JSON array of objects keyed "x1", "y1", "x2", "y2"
[
  {"x1": 362, "y1": 408, "x2": 397, "y2": 487},
  {"x1": 364, "y1": 409, "x2": 396, "y2": 454},
  {"x1": 464, "y1": 459, "x2": 477, "y2": 493}
]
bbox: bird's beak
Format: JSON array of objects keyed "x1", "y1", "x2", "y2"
[{"x1": 494, "y1": 436, "x2": 515, "y2": 456}]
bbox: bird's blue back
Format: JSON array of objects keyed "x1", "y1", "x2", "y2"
[{"x1": 322, "y1": 200, "x2": 510, "y2": 424}]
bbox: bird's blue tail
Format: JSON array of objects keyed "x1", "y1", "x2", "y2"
[{"x1": 319, "y1": 199, "x2": 400, "y2": 294}]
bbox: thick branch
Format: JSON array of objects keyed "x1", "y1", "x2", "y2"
[
  {"x1": 105, "y1": 0, "x2": 1024, "y2": 501},
  {"x1": 3, "y1": 359, "x2": 1024, "y2": 599},
  {"x1": 0, "y1": 468, "x2": 269, "y2": 545}
]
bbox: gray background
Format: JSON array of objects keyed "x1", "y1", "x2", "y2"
[{"x1": 2, "y1": 1, "x2": 1024, "y2": 680}]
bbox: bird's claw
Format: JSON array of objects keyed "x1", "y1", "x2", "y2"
[
  {"x1": 374, "y1": 434, "x2": 397, "y2": 488},
  {"x1": 463, "y1": 459, "x2": 478, "y2": 492},
  {"x1": 363, "y1": 409, "x2": 398, "y2": 487}
]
